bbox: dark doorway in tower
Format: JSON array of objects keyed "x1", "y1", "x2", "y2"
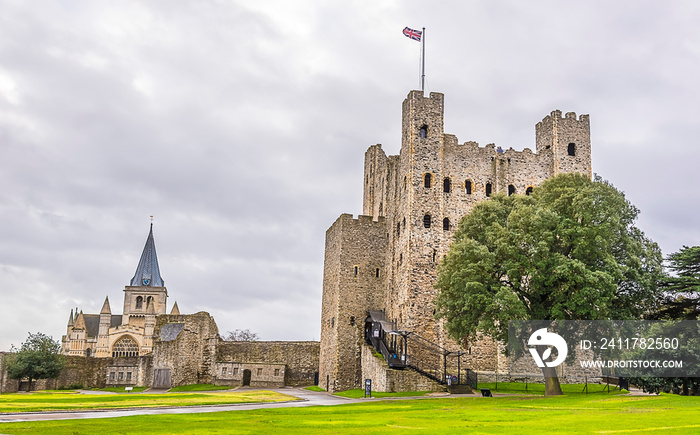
[{"x1": 242, "y1": 369, "x2": 252, "y2": 386}]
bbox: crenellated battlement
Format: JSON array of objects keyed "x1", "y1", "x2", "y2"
[{"x1": 536, "y1": 110, "x2": 590, "y2": 130}]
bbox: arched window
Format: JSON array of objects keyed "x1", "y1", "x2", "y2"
[
  {"x1": 419, "y1": 125, "x2": 428, "y2": 138},
  {"x1": 526, "y1": 186, "x2": 534, "y2": 196},
  {"x1": 508, "y1": 185, "x2": 516, "y2": 196},
  {"x1": 86, "y1": 348, "x2": 91, "y2": 357},
  {"x1": 485, "y1": 183, "x2": 492, "y2": 197},
  {"x1": 443, "y1": 217, "x2": 450, "y2": 231},
  {"x1": 135, "y1": 296, "x2": 143, "y2": 310},
  {"x1": 423, "y1": 214, "x2": 431, "y2": 228},
  {"x1": 443, "y1": 178, "x2": 451, "y2": 193},
  {"x1": 112, "y1": 336, "x2": 139, "y2": 357},
  {"x1": 465, "y1": 180, "x2": 472, "y2": 195},
  {"x1": 146, "y1": 296, "x2": 154, "y2": 310},
  {"x1": 568, "y1": 143, "x2": 576, "y2": 156},
  {"x1": 424, "y1": 173, "x2": 432, "y2": 188}
]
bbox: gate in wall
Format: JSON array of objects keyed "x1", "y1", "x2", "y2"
[{"x1": 153, "y1": 368, "x2": 172, "y2": 389}]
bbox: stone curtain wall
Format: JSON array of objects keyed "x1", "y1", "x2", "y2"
[
  {"x1": 217, "y1": 341, "x2": 319, "y2": 386},
  {"x1": 0, "y1": 353, "x2": 153, "y2": 392}
]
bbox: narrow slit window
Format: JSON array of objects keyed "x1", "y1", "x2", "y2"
[
  {"x1": 443, "y1": 178, "x2": 451, "y2": 193},
  {"x1": 423, "y1": 214, "x2": 431, "y2": 228},
  {"x1": 465, "y1": 180, "x2": 472, "y2": 194},
  {"x1": 353, "y1": 266, "x2": 358, "y2": 276},
  {"x1": 424, "y1": 173, "x2": 432, "y2": 188},
  {"x1": 485, "y1": 183, "x2": 492, "y2": 197},
  {"x1": 419, "y1": 125, "x2": 428, "y2": 138},
  {"x1": 375, "y1": 268, "x2": 380, "y2": 278}
]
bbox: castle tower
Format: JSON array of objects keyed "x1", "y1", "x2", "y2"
[
  {"x1": 535, "y1": 110, "x2": 592, "y2": 177},
  {"x1": 320, "y1": 90, "x2": 593, "y2": 392},
  {"x1": 318, "y1": 214, "x2": 388, "y2": 392}
]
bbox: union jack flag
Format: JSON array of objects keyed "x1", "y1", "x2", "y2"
[{"x1": 403, "y1": 27, "x2": 422, "y2": 42}]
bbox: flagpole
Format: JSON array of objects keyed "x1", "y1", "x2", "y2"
[{"x1": 421, "y1": 27, "x2": 426, "y2": 92}]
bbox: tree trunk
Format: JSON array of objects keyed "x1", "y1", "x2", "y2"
[
  {"x1": 541, "y1": 367, "x2": 563, "y2": 396},
  {"x1": 535, "y1": 344, "x2": 563, "y2": 396},
  {"x1": 26, "y1": 378, "x2": 33, "y2": 392}
]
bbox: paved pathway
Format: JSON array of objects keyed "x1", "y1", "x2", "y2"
[{"x1": 0, "y1": 388, "x2": 358, "y2": 423}]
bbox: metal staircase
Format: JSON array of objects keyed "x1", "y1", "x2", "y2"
[{"x1": 365, "y1": 310, "x2": 477, "y2": 390}]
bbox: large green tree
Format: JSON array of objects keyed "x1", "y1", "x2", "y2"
[
  {"x1": 435, "y1": 173, "x2": 663, "y2": 395},
  {"x1": 6, "y1": 332, "x2": 65, "y2": 391}
]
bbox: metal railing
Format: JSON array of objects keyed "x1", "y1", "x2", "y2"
[{"x1": 365, "y1": 310, "x2": 477, "y2": 389}]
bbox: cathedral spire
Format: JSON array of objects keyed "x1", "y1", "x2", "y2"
[
  {"x1": 100, "y1": 297, "x2": 112, "y2": 314},
  {"x1": 129, "y1": 223, "x2": 165, "y2": 287}
]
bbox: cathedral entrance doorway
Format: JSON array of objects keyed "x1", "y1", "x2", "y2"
[{"x1": 242, "y1": 369, "x2": 252, "y2": 386}]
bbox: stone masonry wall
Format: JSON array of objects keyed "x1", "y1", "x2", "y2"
[
  {"x1": 152, "y1": 312, "x2": 220, "y2": 387},
  {"x1": 217, "y1": 341, "x2": 319, "y2": 386},
  {"x1": 0, "y1": 353, "x2": 152, "y2": 392},
  {"x1": 361, "y1": 344, "x2": 443, "y2": 392}
]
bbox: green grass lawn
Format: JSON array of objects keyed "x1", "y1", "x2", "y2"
[
  {"x1": 97, "y1": 386, "x2": 149, "y2": 393},
  {"x1": 0, "y1": 390, "x2": 297, "y2": 413},
  {"x1": 476, "y1": 381, "x2": 627, "y2": 395},
  {"x1": 334, "y1": 389, "x2": 432, "y2": 399},
  {"x1": 304, "y1": 385, "x2": 326, "y2": 392},
  {"x1": 0, "y1": 393, "x2": 698, "y2": 434},
  {"x1": 167, "y1": 384, "x2": 232, "y2": 392}
]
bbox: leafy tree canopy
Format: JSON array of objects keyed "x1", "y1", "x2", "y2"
[
  {"x1": 435, "y1": 173, "x2": 663, "y2": 345},
  {"x1": 6, "y1": 332, "x2": 65, "y2": 391},
  {"x1": 655, "y1": 245, "x2": 700, "y2": 320}
]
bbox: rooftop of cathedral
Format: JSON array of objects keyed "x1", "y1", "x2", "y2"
[{"x1": 129, "y1": 223, "x2": 164, "y2": 287}]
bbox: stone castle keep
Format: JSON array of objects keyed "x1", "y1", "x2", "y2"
[{"x1": 319, "y1": 90, "x2": 592, "y2": 392}]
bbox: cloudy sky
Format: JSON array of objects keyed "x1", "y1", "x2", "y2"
[{"x1": 1, "y1": 1, "x2": 699, "y2": 350}]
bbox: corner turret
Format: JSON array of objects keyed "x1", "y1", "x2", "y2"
[{"x1": 535, "y1": 110, "x2": 592, "y2": 177}]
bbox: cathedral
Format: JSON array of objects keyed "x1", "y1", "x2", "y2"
[{"x1": 62, "y1": 224, "x2": 180, "y2": 358}]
